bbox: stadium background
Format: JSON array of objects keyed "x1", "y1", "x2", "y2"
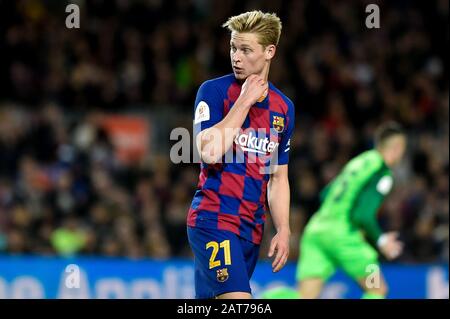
[{"x1": 0, "y1": 0, "x2": 448, "y2": 298}]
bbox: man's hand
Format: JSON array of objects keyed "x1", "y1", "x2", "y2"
[
  {"x1": 238, "y1": 74, "x2": 268, "y2": 107},
  {"x1": 268, "y1": 229, "x2": 290, "y2": 273},
  {"x1": 377, "y1": 231, "x2": 404, "y2": 260}
]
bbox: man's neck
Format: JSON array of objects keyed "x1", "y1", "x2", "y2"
[
  {"x1": 261, "y1": 62, "x2": 270, "y2": 82},
  {"x1": 376, "y1": 148, "x2": 391, "y2": 168}
]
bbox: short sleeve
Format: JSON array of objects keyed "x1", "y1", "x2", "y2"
[
  {"x1": 193, "y1": 81, "x2": 224, "y2": 137},
  {"x1": 277, "y1": 100, "x2": 295, "y2": 165}
]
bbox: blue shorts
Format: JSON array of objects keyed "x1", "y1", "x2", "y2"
[{"x1": 187, "y1": 226, "x2": 260, "y2": 299}]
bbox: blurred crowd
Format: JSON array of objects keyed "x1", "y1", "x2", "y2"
[{"x1": 0, "y1": 0, "x2": 448, "y2": 263}]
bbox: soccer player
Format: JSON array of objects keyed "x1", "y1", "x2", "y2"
[
  {"x1": 186, "y1": 11, "x2": 295, "y2": 299},
  {"x1": 263, "y1": 122, "x2": 407, "y2": 299}
]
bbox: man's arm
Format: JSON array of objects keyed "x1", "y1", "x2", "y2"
[
  {"x1": 197, "y1": 75, "x2": 268, "y2": 164},
  {"x1": 351, "y1": 174, "x2": 390, "y2": 245},
  {"x1": 352, "y1": 176, "x2": 403, "y2": 259},
  {"x1": 267, "y1": 164, "x2": 291, "y2": 272},
  {"x1": 351, "y1": 174, "x2": 403, "y2": 259},
  {"x1": 351, "y1": 185, "x2": 384, "y2": 246},
  {"x1": 319, "y1": 182, "x2": 332, "y2": 202}
]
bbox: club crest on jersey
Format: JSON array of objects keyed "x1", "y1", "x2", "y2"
[
  {"x1": 272, "y1": 115, "x2": 285, "y2": 133},
  {"x1": 216, "y1": 268, "x2": 229, "y2": 282}
]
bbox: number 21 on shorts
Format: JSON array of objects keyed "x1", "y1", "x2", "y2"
[{"x1": 206, "y1": 240, "x2": 231, "y2": 269}]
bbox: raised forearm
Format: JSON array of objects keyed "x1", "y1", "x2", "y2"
[{"x1": 197, "y1": 97, "x2": 252, "y2": 164}]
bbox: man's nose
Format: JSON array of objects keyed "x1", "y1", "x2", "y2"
[{"x1": 232, "y1": 51, "x2": 241, "y2": 63}]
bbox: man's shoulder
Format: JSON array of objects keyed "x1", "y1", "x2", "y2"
[
  {"x1": 269, "y1": 83, "x2": 295, "y2": 110},
  {"x1": 359, "y1": 150, "x2": 384, "y2": 166},
  {"x1": 345, "y1": 150, "x2": 385, "y2": 178},
  {"x1": 199, "y1": 74, "x2": 236, "y2": 92}
]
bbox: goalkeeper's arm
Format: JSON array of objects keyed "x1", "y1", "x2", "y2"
[{"x1": 351, "y1": 177, "x2": 385, "y2": 246}]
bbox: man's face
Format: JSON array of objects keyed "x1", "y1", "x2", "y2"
[
  {"x1": 385, "y1": 135, "x2": 407, "y2": 167},
  {"x1": 230, "y1": 32, "x2": 271, "y2": 80}
]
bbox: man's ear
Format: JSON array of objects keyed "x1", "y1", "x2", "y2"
[{"x1": 265, "y1": 44, "x2": 276, "y2": 60}]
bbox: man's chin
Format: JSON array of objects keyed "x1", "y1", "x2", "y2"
[{"x1": 233, "y1": 72, "x2": 247, "y2": 81}]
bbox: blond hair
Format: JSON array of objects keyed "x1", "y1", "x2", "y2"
[{"x1": 222, "y1": 10, "x2": 282, "y2": 47}]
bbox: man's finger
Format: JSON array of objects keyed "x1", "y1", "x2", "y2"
[
  {"x1": 271, "y1": 246, "x2": 282, "y2": 269},
  {"x1": 268, "y1": 240, "x2": 276, "y2": 258},
  {"x1": 390, "y1": 249, "x2": 400, "y2": 259},
  {"x1": 390, "y1": 231, "x2": 399, "y2": 239},
  {"x1": 273, "y1": 253, "x2": 288, "y2": 272},
  {"x1": 273, "y1": 256, "x2": 284, "y2": 272},
  {"x1": 272, "y1": 247, "x2": 286, "y2": 270}
]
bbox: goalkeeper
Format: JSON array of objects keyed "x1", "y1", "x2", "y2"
[{"x1": 264, "y1": 121, "x2": 406, "y2": 299}]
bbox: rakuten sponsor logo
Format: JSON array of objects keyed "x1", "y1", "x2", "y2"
[{"x1": 234, "y1": 131, "x2": 279, "y2": 155}]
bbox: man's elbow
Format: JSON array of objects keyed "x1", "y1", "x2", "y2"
[
  {"x1": 199, "y1": 143, "x2": 222, "y2": 164},
  {"x1": 351, "y1": 215, "x2": 365, "y2": 229},
  {"x1": 200, "y1": 150, "x2": 221, "y2": 164},
  {"x1": 195, "y1": 131, "x2": 217, "y2": 164},
  {"x1": 197, "y1": 134, "x2": 224, "y2": 164}
]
